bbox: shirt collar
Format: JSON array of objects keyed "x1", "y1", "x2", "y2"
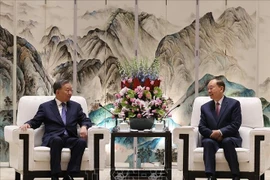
[
  {"x1": 216, "y1": 96, "x2": 224, "y2": 105},
  {"x1": 55, "y1": 98, "x2": 64, "y2": 107}
]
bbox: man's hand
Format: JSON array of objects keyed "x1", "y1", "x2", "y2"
[
  {"x1": 20, "y1": 123, "x2": 31, "y2": 131},
  {"x1": 79, "y1": 126, "x2": 88, "y2": 139},
  {"x1": 217, "y1": 136, "x2": 223, "y2": 142},
  {"x1": 210, "y1": 130, "x2": 222, "y2": 140}
]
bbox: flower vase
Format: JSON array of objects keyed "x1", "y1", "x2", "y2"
[{"x1": 129, "y1": 117, "x2": 154, "y2": 130}]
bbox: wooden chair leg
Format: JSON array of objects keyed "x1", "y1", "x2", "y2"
[
  {"x1": 15, "y1": 172, "x2": 20, "y2": 180},
  {"x1": 84, "y1": 172, "x2": 91, "y2": 180},
  {"x1": 23, "y1": 175, "x2": 35, "y2": 180},
  {"x1": 85, "y1": 171, "x2": 95, "y2": 180},
  {"x1": 260, "y1": 173, "x2": 265, "y2": 180},
  {"x1": 23, "y1": 175, "x2": 34, "y2": 180},
  {"x1": 190, "y1": 174, "x2": 196, "y2": 180}
]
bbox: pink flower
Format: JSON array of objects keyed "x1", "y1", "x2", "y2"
[
  {"x1": 119, "y1": 87, "x2": 128, "y2": 96},
  {"x1": 112, "y1": 83, "x2": 170, "y2": 120},
  {"x1": 115, "y1": 94, "x2": 121, "y2": 99}
]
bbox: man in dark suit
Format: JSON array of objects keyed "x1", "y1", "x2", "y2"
[
  {"x1": 20, "y1": 79, "x2": 92, "y2": 180},
  {"x1": 198, "y1": 76, "x2": 242, "y2": 180}
]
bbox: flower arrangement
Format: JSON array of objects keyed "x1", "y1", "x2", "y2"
[{"x1": 112, "y1": 58, "x2": 170, "y2": 121}]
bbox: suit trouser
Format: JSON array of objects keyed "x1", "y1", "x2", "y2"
[
  {"x1": 48, "y1": 134, "x2": 87, "y2": 175},
  {"x1": 202, "y1": 137, "x2": 240, "y2": 176}
]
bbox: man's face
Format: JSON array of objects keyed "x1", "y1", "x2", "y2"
[
  {"x1": 207, "y1": 79, "x2": 224, "y2": 101},
  {"x1": 56, "y1": 83, "x2": 73, "y2": 102}
]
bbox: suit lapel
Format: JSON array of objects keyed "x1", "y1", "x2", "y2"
[
  {"x1": 65, "y1": 101, "x2": 71, "y2": 124},
  {"x1": 211, "y1": 101, "x2": 218, "y2": 120},
  {"x1": 217, "y1": 96, "x2": 228, "y2": 125},
  {"x1": 50, "y1": 100, "x2": 64, "y2": 124}
]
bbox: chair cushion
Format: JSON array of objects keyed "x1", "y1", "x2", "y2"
[
  {"x1": 193, "y1": 147, "x2": 250, "y2": 163},
  {"x1": 34, "y1": 147, "x2": 90, "y2": 162}
]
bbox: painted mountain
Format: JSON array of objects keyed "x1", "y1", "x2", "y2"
[
  {"x1": 19, "y1": 6, "x2": 180, "y2": 110},
  {"x1": 1, "y1": 2, "x2": 270, "y2": 162},
  {"x1": 0, "y1": 3, "x2": 263, "y2": 109},
  {"x1": 36, "y1": 6, "x2": 259, "y2": 114},
  {"x1": 0, "y1": 25, "x2": 53, "y2": 102},
  {"x1": 0, "y1": 25, "x2": 53, "y2": 161},
  {"x1": 155, "y1": 7, "x2": 256, "y2": 101}
]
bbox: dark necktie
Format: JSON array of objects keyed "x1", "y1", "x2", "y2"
[
  {"x1": 61, "y1": 103, "x2": 68, "y2": 135},
  {"x1": 216, "y1": 102, "x2": 220, "y2": 116}
]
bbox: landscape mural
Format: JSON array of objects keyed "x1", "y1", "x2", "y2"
[{"x1": 1, "y1": 0, "x2": 270, "y2": 166}]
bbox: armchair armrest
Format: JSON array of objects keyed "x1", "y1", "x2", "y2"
[
  {"x1": 173, "y1": 126, "x2": 199, "y2": 150},
  {"x1": 87, "y1": 127, "x2": 110, "y2": 171},
  {"x1": 4, "y1": 125, "x2": 35, "y2": 172},
  {"x1": 248, "y1": 128, "x2": 270, "y2": 174},
  {"x1": 4, "y1": 125, "x2": 20, "y2": 143},
  {"x1": 173, "y1": 126, "x2": 199, "y2": 171},
  {"x1": 4, "y1": 125, "x2": 33, "y2": 142}
]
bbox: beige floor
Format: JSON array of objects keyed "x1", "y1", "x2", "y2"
[{"x1": 1, "y1": 167, "x2": 270, "y2": 180}]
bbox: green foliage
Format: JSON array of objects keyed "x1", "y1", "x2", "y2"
[{"x1": 118, "y1": 58, "x2": 160, "y2": 82}]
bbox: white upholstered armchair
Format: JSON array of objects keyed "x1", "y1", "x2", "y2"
[
  {"x1": 173, "y1": 96, "x2": 270, "y2": 180},
  {"x1": 4, "y1": 96, "x2": 110, "y2": 180}
]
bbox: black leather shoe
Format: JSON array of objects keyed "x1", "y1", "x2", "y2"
[
  {"x1": 233, "y1": 176, "x2": 240, "y2": 180},
  {"x1": 51, "y1": 176, "x2": 59, "y2": 180},
  {"x1": 63, "y1": 175, "x2": 74, "y2": 180}
]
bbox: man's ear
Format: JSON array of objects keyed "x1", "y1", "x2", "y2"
[{"x1": 221, "y1": 86, "x2": 225, "y2": 92}]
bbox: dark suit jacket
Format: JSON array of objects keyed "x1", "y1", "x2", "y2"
[
  {"x1": 26, "y1": 99, "x2": 92, "y2": 146},
  {"x1": 198, "y1": 96, "x2": 242, "y2": 147}
]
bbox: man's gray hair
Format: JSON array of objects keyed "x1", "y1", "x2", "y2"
[{"x1": 53, "y1": 79, "x2": 70, "y2": 94}]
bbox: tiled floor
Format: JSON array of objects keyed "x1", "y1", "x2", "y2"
[{"x1": 1, "y1": 167, "x2": 270, "y2": 180}]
